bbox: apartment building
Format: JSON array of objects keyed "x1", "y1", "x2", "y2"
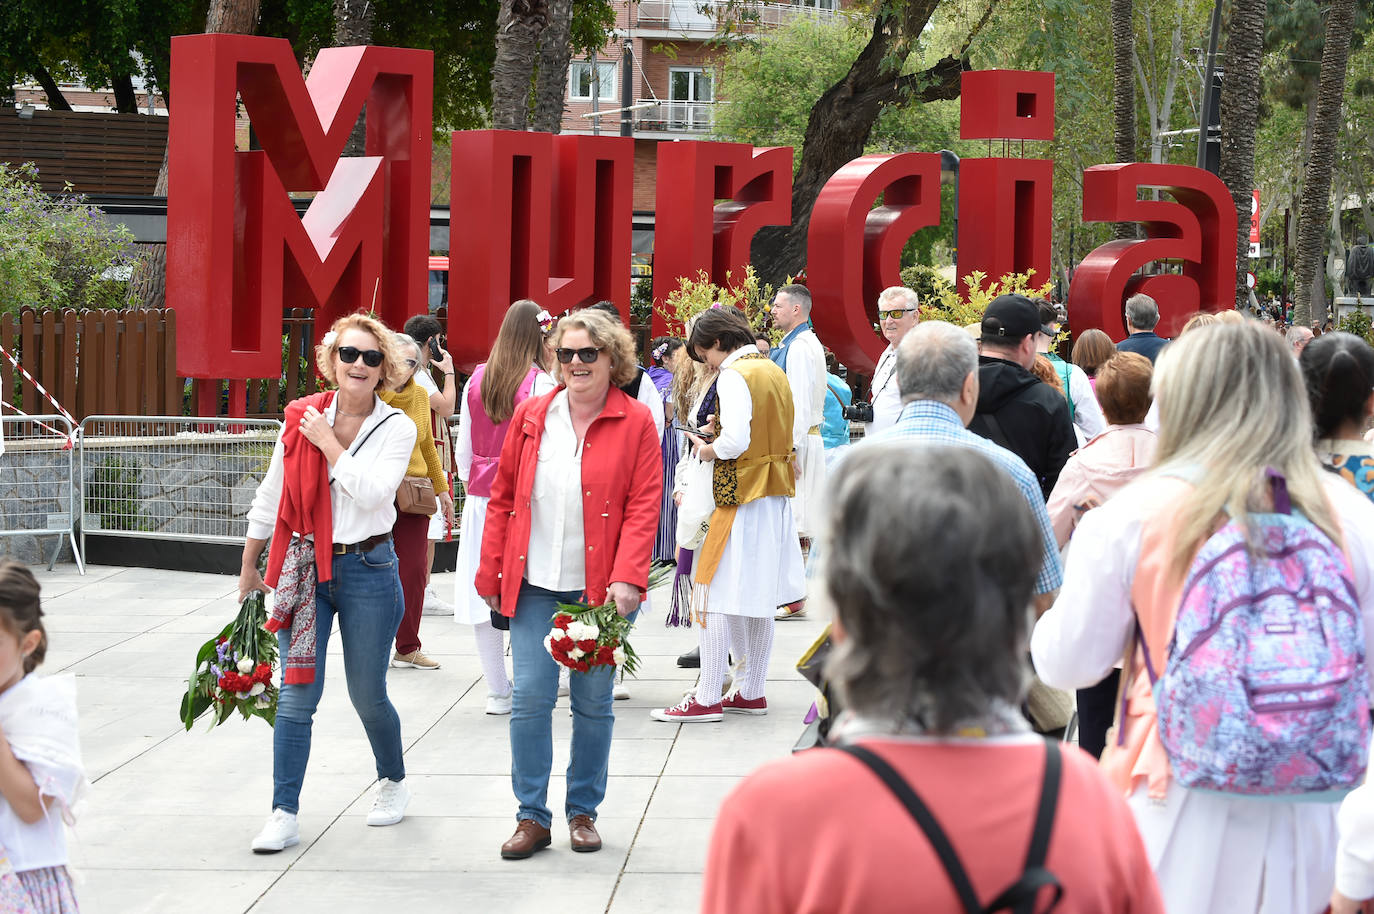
[{"x1": 560, "y1": 0, "x2": 844, "y2": 239}]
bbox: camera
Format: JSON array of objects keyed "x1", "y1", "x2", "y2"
[{"x1": 842, "y1": 400, "x2": 874, "y2": 423}]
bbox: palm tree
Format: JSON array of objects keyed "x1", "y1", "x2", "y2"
[
  {"x1": 1292, "y1": 0, "x2": 1357, "y2": 327},
  {"x1": 333, "y1": 0, "x2": 377, "y2": 156},
  {"x1": 531, "y1": 0, "x2": 573, "y2": 134},
  {"x1": 1217, "y1": 0, "x2": 1267, "y2": 309},
  {"x1": 1112, "y1": 0, "x2": 1135, "y2": 241},
  {"x1": 491, "y1": 0, "x2": 549, "y2": 131}
]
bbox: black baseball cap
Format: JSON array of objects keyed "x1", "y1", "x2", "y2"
[{"x1": 980, "y1": 294, "x2": 1042, "y2": 343}]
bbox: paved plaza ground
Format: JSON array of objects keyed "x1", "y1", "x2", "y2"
[{"x1": 32, "y1": 562, "x2": 824, "y2": 914}]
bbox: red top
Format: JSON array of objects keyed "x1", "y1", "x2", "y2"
[
  {"x1": 474, "y1": 387, "x2": 662, "y2": 616},
  {"x1": 265, "y1": 391, "x2": 335, "y2": 586},
  {"x1": 702, "y1": 737, "x2": 1165, "y2": 914}
]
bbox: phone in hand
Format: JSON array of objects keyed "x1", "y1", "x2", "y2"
[
  {"x1": 428, "y1": 337, "x2": 442, "y2": 360},
  {"x1": 674, "y1": 422, "x2": 715, "y2": 441}
]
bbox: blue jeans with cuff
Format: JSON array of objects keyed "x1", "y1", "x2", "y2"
[{"x1": 272, "y1": 541, "x2": 406, "y2": 814}]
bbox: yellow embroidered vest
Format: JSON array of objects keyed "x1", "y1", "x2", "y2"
[{"x1": 715, "y1": 353, "x2": 795, "y2": 505}]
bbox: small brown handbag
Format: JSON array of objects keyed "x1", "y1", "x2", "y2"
[{"x1": 396, "y1": 476, "x2": 438, "y2": 515}]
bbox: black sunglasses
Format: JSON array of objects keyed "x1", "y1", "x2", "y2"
[
  {"x1": 338, "y1": 346, "x2": 384, "y2": 368},
  {"x1": 555, "y1": 346, "x2": 602, "y2": 364}
]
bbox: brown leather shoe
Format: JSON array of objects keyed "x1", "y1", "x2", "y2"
[
  {"x1": 500, "y1": 819, "x2": 551, "y2": 859},
  {"x1": 569, "y1": 814, "x2": 602, "y2": 853}
]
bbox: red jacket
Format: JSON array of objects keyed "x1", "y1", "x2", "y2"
[{"x1": 475, "y1": 387, "x2": 662, "y2": 617}]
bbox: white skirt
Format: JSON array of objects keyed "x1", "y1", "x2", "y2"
[
  {"x1": 1128, "y1": 780, "x2": 1337, "y2": 914},
  {"x1": 452, "y1": 492, "x2": 492, "y2": 626},
  {"x1": 791, "y1": 433, "x2": 826, "y2": 537},
  {"x1": 691, "y1": 494, "x2": 805, "y2": 618}
]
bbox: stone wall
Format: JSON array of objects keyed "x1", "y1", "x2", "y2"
[{"x1": 0, "y1": 429, "x2": 278, "y2": 566}]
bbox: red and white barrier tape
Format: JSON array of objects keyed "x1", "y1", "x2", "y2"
[{"x1": 0, "y1": 345, "x2": 79, "y2": 449}]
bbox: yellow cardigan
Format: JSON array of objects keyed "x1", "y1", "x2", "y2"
[{"x1": 379, "y1": 380, "x2": 449, "y2": 496}]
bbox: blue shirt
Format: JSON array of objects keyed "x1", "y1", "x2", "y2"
[
  {"x1": 867, "y1": 400, "x2": 1064, "y2": 594},
  {"x1": 822, "y1": 373, "x2": 852, "y2": 449}
]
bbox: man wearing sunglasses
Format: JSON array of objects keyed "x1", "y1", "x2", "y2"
[{"x1": 866, "y1": 286, "x2": 921, "y2": 437}]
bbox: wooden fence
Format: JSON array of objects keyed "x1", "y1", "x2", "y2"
[{"x1": 0, "y1": 307, "x2": 179, "y2": 420}]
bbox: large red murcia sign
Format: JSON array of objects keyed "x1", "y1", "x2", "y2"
[{"x1": 167, "y1": 35, "x2": 1236, "y2": 407}]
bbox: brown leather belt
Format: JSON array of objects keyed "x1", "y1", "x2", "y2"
[{"x1": 333, "y1": 533, "x2": 391, "y2": 555}]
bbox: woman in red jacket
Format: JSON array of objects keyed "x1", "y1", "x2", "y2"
[{"x1": 476, "y1": 308, "x2": 662, "y2": 860}]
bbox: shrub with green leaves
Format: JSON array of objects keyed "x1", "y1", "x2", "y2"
[{"x1": 0, "y1": 162, "x2": 139, "y2": 313}]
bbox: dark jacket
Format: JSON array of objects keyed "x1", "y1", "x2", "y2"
[
  {"x1": 1115, "y1": 332, "x2": 1168, "y2": 363},
  {"x1": 969, "y1": 356, "x2": 1076, "y2": 500}
]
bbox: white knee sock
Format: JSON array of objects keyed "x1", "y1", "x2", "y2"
[
  {"x1": 473, "y1": 622, "x2": 510, "y2": 696},
  {"x1": 695, "y1": 612, "x2": 731, "y2": 707},
  {"x1": 729, "y1": 616, "x2": 773, "y2": 700}
]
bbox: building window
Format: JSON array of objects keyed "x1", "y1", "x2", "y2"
[
  {"x1": 569, "y1": 61, "x2": 617, "y2": 101},
  {"x1": 668, "y1": 67, "x2": 713, "y2": 131},
  {"x1": 798, "y1": 0, "x2": 838, "y2": 9}
]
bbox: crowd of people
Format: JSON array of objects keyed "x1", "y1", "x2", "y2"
[{"x1": 12, "y1": 274, "x2": 1374, "y2": 913}]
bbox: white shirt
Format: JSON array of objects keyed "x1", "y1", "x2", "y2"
[
  {"x1": 633, "y1": 367, "x2": 666, "y2": 440},
  {"x1": 1060, "y1": 360, "x2": 1107, "y2": 444},
  {"x1": 0, "y1": 674, "x2": 84, "y2": 872},
  {"x1": 523, "y1": 390, "x2": 586, "y2": 591},
  {"x1": 246, "y1": 396, "x2": 417, "y2": 544},
  {"x1": 784, "y1": 326, "x2": 826, "y2": 447},
  {"x1": 714, "y1": 347, "x2": 759, "y2": 460},
  {"x1": 454, "y1": 370, "x2": 555, "y2": 483},
  {"x1": 863, "y1": 343, "x2": 902, "y2": 437},
  {"x1": 1031, "y1": 471, "x2": 1374, "y2": 693}
]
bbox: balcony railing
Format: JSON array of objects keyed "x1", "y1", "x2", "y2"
[
  {"x1": 636, "y1": 0, "x2": 839, "y2": 33},
  {"x1": 633, "y1": 98, "x2": 716, "y2": 133}
]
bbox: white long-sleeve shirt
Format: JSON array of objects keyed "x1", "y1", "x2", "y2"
[
  {"x1": 246, "y1": 396, "x2": 416, "y2": 544},
  {"x1": 784, "y1": 327, "x2": 826, "y2": 448},
  {"x1": 863, "y1": 343, "x2": 902, "y2": 437},
  {"x1": 523, "y1": 390, "x2": 586, "y2": 592},
  {"x1": 1064, "y1": 362, "x2": 1107, "y2": 443},
  {"x1": 713, "y1": 347, "x2": 758, "y2": 461}
]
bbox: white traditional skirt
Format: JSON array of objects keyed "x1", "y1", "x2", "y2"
[
  {"x1": 1128, "y1": 779, "x2": 1337, "y2": 914},
  {"x1": 691, "y1": 493, "x2": 805, "y2": 618},
  {"x1": 791, "y1": 432, "x2": 826, "y2": 538},
  {"x1": 452, "y1": 491, "x2": 493, "y2": 626}
]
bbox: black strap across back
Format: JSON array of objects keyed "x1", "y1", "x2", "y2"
[{"x1": 836, "y1": 740, "x2": 1064, "y2": 914}]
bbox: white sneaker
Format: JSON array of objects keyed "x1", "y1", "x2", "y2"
[
  {"x1": 422, "y1": 586, "x2": 454, "y2": 616},
  {"x1": 485, "y1": 690, "x2": 513, "y2": 715},
  {"x1": 251, "y1": 808, "x2": 299, "y2": 853},
  {"x1": 367, "y1": 778, "x2": 411, "y2": 826},
  {"x1": 613, "y1": 681, "x2": 630, "y2": 700}
]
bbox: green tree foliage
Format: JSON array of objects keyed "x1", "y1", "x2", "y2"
[{"x1": 0, "y1": 163, "x2": 139, "y2": 312}]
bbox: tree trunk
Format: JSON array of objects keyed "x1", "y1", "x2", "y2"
[
  {"x1": 333, "y1": 0, "x2": 377, "y2": 156},
  {"x1": 29, "y1": 63, "x2": 72, "y2": 111},
  {"x1": 112, "y1": 73, "x2": 139, "y2": 114},
  {"x1": 1111, "y1": 0, "x2": 1136, "y2": 240},
  {"x1": 750, "y1": 0, "x2": 964, "y2": 287},
  {"x1": 531, "y1": 0, "x2": 573, "y2": 134},
  {"x1": 1293, "y1": 0, "x2": 1356, "y2": 327},
  {"x1": 1217, "y1": 0, "x2": 1267, "y2": 309},
  {"x1": 130, "y1": 0, "x2": 263, "y2": 310},
  {"x1": 491, "y1": 0, "x2": 549, "y2": 131}
]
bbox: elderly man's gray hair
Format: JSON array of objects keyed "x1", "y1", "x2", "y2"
[
  {"x1": 1124, "y1": 293, "x2": 1160, "y2": 332},
  {"x1": 895, "y1": 321, "x2": 977, "y2": 404},
  {"x1": 878, "y1": 286, "x2": 919, "y2": 310}
]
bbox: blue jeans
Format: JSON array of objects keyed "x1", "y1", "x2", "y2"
[
  {"x1": 509, "y1": 581, "x2": 616, "y2": 827},
  {"x1": 272, "y1": 542, "x2": 406, "y2": 814}
]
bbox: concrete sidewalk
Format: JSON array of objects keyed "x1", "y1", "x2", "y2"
[{"x1": 33, "y1": 563, "x2": 825, "y2": 914}]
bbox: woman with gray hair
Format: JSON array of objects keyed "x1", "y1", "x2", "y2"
[{"x1": 701, "y1": 444, "x2": 1162, "y2": 913}]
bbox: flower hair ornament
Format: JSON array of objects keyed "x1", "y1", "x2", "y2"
[
  {"x1": 652, "y1": 342, "x2": 668, "y2": 362},
  {"x1": 320, "y1": 329, "x2": 338, "y2": 348},
  {"x1": 536, "y1": 309, "x2": 555, "y2": 331}
]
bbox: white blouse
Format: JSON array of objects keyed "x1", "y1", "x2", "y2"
[
  {"x1": 523, "y1": 390, "x2": 586, "y2": 592},
  {"x1": 864, "y1": 343, "x2": 902, "y2": 437},
  {"x1": 714, "y1": 347, "x2": 758, "y2": 461},
  {"x1": 246, "y1": 396, "x2": 417, "y2": 545}
]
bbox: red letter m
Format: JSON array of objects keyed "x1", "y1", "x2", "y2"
[{"x1": 167, "y1": 34, "x2": 432, "y2": 381}]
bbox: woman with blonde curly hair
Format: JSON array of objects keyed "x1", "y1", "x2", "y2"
[
  {"x1": 476, "y1": 307, "x2": 661, "y2": 859},
  {"x1": 240, "y1": 312, "x2": 420, "y2": 853}
]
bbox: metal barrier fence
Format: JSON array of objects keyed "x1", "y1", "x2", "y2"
[
  {"x1": 78, "y1": 416, "x2": 283, "y2": 557},
  {"x1": 0, "y1": 415, "x2": 82, "y2": 572}
]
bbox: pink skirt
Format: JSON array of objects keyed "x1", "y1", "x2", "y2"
[{"x1": 11, "y1": 866, "x2": 80, "y2": 914}]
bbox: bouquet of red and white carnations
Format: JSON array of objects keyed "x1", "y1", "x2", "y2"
[
  {"x1": 178, "y1": 580, "x2": 279, "y2": 729},
  {"x1": 543, "y1": 567, "x2": 669, "y2": 676}
]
